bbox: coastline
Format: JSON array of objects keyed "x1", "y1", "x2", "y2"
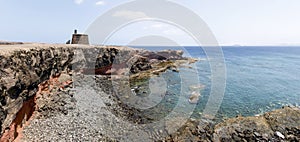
[
  {"x1": 18, "y1": 73, "x2": 300, "y2": 141},
  {"x1": 0, "y1": 42, "x2": 299, "y2": 141}
]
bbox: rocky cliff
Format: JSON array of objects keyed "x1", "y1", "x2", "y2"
[
  {"x1": 0, "y1": 43, "x2": 299, "y2": 142},
  {"x1": 0, "y1": 44, "x2": 74, "y2": 136},
  {"x1": 0, "y1": 43, "x2": 188, "y2": 141}
]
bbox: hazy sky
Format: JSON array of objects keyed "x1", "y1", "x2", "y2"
[{"x1": 1, "y1": 0, "x2": 300, "y2": 46}]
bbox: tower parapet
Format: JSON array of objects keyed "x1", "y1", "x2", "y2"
[{"x1": 71, "y1": 30, "x2": 89, "y2": 45}]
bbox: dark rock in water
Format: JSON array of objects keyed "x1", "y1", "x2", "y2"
[{"x1": 188, "y1": 91, "x2": 201, "y2": 104}]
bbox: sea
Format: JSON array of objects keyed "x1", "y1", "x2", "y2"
[{"x1": 131, "y1": 46, "x2": 300, "y2": 122}]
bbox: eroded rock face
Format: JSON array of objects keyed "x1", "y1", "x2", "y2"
[
  {"x1": 35, "y1": 73, "x2": 74, "y2": 118},
  {"x1": 140, "y1": 50, "x2": 185, "y2": 61},
  {"x1": 0, "y1": 43, "x2": 190, "y2": 139},
  {"x1": 127, "y1": 55, "x2": 152, "y2": 74},
  {"x1": 0, "y1": 44, "x2": 132, "y2": 137},
  {"x1": 0, "y1": 47, "x2": 75, "y2": 136}
]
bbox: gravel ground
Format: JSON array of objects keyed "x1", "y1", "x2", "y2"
[{"x1": 22, "y1": 74, "x2": 166, "y2": 142}]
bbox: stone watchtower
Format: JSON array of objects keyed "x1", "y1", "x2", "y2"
[{"x1": 71, "y1": 30, "x2": 89, "y2": 45}]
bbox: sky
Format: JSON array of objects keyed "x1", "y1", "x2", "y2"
[{"x1": 1, "y1": 0, "x2": 300, "y2": 46}]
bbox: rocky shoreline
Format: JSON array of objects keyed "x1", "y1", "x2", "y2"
[
  {"x1": 162, "y1": 106, "x2": 300, "y2": 142},
  {"x1": 6, "y1": 71, "x2": 297, "y2": 142},
  {"x1": 20, "y1": 73, "x2": 300, "y2": 142},
  {"x1": 0, "y1": 43, "x2": 299, "y2": 141}
]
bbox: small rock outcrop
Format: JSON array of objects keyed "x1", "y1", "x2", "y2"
[
  {"x1": 213, "y1": 106, "x2": 300, "y2": 142},
  {"x1": 162, "y1": 107, "x2": 300, "y2": 142}
]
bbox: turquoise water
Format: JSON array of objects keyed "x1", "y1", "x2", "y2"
[{"x1": 133, "y1": 46, "x2": 300, "y2": 121}]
